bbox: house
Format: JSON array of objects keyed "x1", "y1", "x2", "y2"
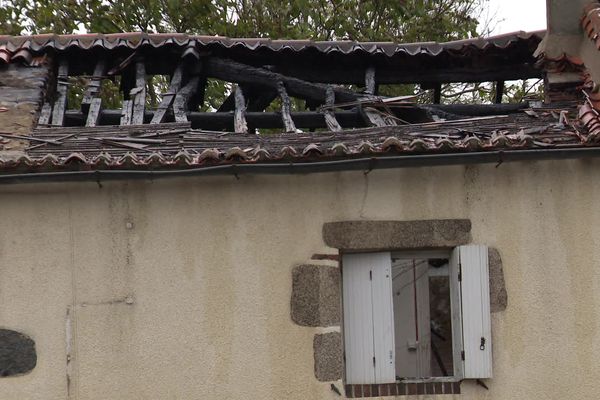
[{"x1": 0, "y1": 1, "x2": 599, "y2": 399}]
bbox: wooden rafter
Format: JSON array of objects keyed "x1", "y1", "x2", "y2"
[
  {"x1": 323, "y1": 86, "x2": 342, "y2": 132},
  {"x1": 233, "y1": 85, "x2": 248, "y2": 134},
  {"x1": 277, "y1": 81, "x2": 296, "y2": 133},
  {"x1": 83, "y1": 59, "x2": 106, "y2": 127},
  {"x1": 151, "y1": 64, "x2": 184, "y2": 124},
  {"x1": 51, "y1": 59, "x2": 69, "y2": 126},
  {"x1": 130, "y1": 60, "x2": 147, "y2": 125},
  {"x1": 173, "y1": 76, "x2": 200, "y2": 123}
]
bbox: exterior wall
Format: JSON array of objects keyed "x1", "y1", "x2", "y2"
[{"x1": 0, "y1": 159, "x2": 599, "y2": 399}]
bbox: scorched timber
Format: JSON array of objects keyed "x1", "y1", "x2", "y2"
[{"x1": 204, "y1": 57, "x2": 360, "y2": 104}]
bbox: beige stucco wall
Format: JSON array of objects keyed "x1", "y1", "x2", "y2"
[{"x1": 0, "y1": 158, "x2": 599, "y2": 400}]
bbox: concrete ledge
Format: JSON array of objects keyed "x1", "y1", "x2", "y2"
[
  {"x1": 323, "y1": 219, "x2": 471, "y2": 251},
  {"x1": 291, "y1": 264, "x2": 340, "y2": 327},
  {"x1": 314, "y1": 332, "x2": 343, "y2": 382},
  {"x1": 489, "y1": 247, "x2": 508, "y2": 313}
]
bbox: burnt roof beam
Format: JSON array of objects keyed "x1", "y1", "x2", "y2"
[
  {"x1": 204, "y1": 57, "x2": 360, "y2": 104},
  {"x1": 277, "y1": 64, "x2": 542, "y2": 85}
]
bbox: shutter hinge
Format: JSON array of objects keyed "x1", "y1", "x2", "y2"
[
  {"x1": 461, "y1": 351, "x2": 465, "y2": 361},
  {"x1": 373, "y1": 356, "x2": 376, "y2": 366},
  {"x1": 369, "y1": 270, "x2": 372, "y2": 280}
]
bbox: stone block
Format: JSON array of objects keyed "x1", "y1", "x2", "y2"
[
  {"x1": 322, "y1": 219, "x2": 471, "y2": 251},
  {"x1": 489, "y1": 247, "x2": 508, "y2": 312},
  {"x1": 291, "y1": 264, "x2": 340, "y2": 327},
  {"x1": 0, "y1": 329, "x2": 36, "y2": 377},
  {"x1": 313, "y1": 332, "x2": 342, "y2": 381}
]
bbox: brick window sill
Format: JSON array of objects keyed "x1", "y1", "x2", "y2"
[{"x1": 345, "y1": 381, "x2": 461, "y2": 397}]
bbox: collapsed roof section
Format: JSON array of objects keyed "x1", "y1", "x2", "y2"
[{"x1": 0, "y1": 27, "x2": 594, "y2": 182}]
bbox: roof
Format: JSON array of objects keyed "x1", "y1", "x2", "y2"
[
  {"x1": 0, "y1": 29, "x2": 594, "y2": 182},
  {"x1": 0, "y1": 30, "x2": 545, "y2": 65}
]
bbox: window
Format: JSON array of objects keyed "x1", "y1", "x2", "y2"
[{"x1": 341, "y1": 245, "x2": 492, "y2": 385}]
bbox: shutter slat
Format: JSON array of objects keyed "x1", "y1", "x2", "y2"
[
  {"x1": 459, "y1": 245, "x2": 493, "y2": 379},
  {"x1": 343, "y1": 253, "x2": 376, "y2": 384},
  {"x1": 370, "y1": 252, "x2": 395, "y2": 383}
]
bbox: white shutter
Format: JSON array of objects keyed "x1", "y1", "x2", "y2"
[
  {"x1": 343, "y1": 253, "x2": 376, "y2": 384},
  {"x1": 370, "y1": 253, "x2": 395, "y2": 383},
  {"x1": 457, "y1": 245, "x2": 493, "y2": 379},
  {"x1": 448, "y1": 248, "x2": 464, "y2": 379},
  {"x1": 342, "y1": 252, "x2": 395, "y2": 384}
]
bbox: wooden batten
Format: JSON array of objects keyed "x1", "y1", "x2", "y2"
[
  {"x1": 233, "y1": 86, "x2": 248, "y2": 134},
  {"x1": 50, "y1": 59, "x2": 69, "y2": 126},
  {"x1": 151, "y1": 64, "x2": 184, "y2": 124},
  {"x1": 277, "y1": 81, "x2": 296, "y2": 133}
]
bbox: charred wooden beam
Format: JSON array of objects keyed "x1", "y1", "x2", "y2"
[
  {"x1": 495, "y1": 80, "x2": 505, "y2": 104},
  {"x1": 218, "y1": 85, "x2": 278, "y2": 113},
  {"x1": 64, "y1": 109, "x2": 366, "y2": 130},
  {"x1": 151, "y1": 64, "x2": 184, "y2": 124},
  {"x1": 234, "y1": 85, "x2": 248, "y2": 134},
  {"x1": 173, "y1": 76, "x2": 200, "y2": 122},
  {"x1": 62, "y1": 102, "x2": 527, "y2": 129},
  {"x1": 51, "y1": 59, "x2": 69, "y2": 126},
  {"x1": 433, "y1": 83, "x2": 442, "y2": 104},
  {"x1": 277, "y1": 81, "x2": 296, "y2": 133},
  {"x1": 278, "y1": 64, "x2": 542, "y2": 85},
  {"x1": 426, "y1": 102, "x2": 527, "y2": 116},
  {"x1": 204, "y1": 57, "x2": 359, "y2": 104},
  {"x1": 130, "y1": 60, "x2": 147, "y2": 125},
  {"x1": 323, "y1": 86, "x2": 342, "y2": 132}
]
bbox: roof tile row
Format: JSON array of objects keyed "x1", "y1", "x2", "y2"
[{"x1": 0, "y1": 30, "x2": 544, "y2": 65}]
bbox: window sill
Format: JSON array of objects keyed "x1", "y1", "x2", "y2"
[{"x1": 344, "y1": 381, "x2": 461, "y2": 398}]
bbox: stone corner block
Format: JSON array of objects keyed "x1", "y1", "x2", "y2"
[
  {"x1": 322, "y1": 219, "x2": 472, "y2": 251},
  {"x1": 489, "y1": 247, "x2": 508, "y2": 313},
  {"x1": 0, "y1": 329, "x2": 36, "y2": 377},
  {"x1": 313, "y1": 332, "x2": 343, "y2": 382},
  {"x1": 291, "y1": 264, "x2": 340, "y2": 327}
]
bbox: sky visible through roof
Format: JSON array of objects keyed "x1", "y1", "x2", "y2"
[{"x1": 485, "y1": 0, "x2": 547, "y2": 35}]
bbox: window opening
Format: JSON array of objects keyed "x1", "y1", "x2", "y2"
[{"x1": 391, "y1": 253, "x2": 453, "y2": 380}]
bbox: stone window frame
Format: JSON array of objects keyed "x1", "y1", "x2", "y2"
[{"x1": 320, "y1": 219, "x2": 506, "y2": 398}]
